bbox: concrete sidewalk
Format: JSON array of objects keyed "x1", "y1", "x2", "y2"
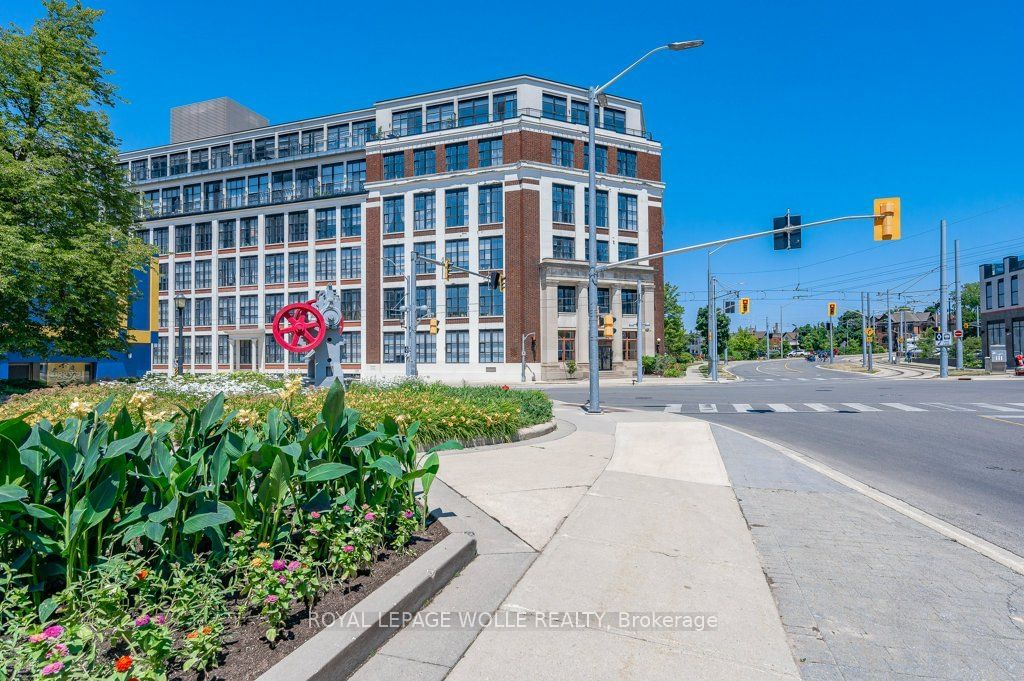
[{"x1": 436, "y1": 406, "x2": 799, "y2": 680}]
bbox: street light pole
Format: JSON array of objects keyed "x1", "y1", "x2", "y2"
[
  {"x1": 636, "y1": 277, "x2": 645, "y2": 383},
  {"x1": 955, "y1": 238, "x2": 963, "y2": 370},
  {"x1": 586, "y1": 39, "x2": 703, "y2": 414},
  {"x1": 867, "y1": 293, "x2": 874, "y2": 372},
  {"x1": 886, "y1": 289, "x2": 894, "y2": 364},
  {"x1": 860, "y1": 292, "x2": 867, "y2": 367},
  {"x1": 939, "y1": 219, "x2": 949, "y2": 378}
]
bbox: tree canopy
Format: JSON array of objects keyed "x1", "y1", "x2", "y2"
[
  {"x1": 695, "y1": 306, "x2": 731, "y2": 355},
  {"x1": 727, "y1": 328, "x2": 761, "y2": 360},
  {"x1": 662, "y1": 283, "x2": 687, "y2": 359},
  {"x1": 0, "y1": 0, "x2": 150, "y2": 358}
]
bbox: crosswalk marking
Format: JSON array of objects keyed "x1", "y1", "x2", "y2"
[
  {"x1": 796, "y1": 378, "x2": 809, "y2": 381},
  {"x1": 921, "y1": 402, "x2": 975, "y2": 412},
  {"x1": 814, "y1": 377, "x2": 827, "y2": 381},
  {"x1": 841, "y1": 403, "x2": 882, "y2": 412},
  {"x1": 664, "y1": 403, "x2": 682, "y2": 414},
  {"x1": 881, "y1": 403, "x2": 927, "y2": 412},
  {"x1": 971, "y1": 403, "x2": 1023, "y2": 412},
  {"x1": 733, "y1": 403, "x2": 754, "y2": 413},
  {"x1": 768, "y1": 403, "x2": 797, "y2": 412},
  {"x1": 698, "y1": 403, "x2": 718, "y2": 413},
  {"x1": 764, "y1": 378, "x2": 775, "y2": 382},
  {"x1": 805, "y1": 403, "x2": 838, "y2": 412}
]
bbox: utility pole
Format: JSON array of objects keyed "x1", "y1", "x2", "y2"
[
  {"x1": 765, "y1": 315, "x2": 770, "y2": 359},
  {"x1": 709, "y1": 270, "x2": 718, "y2": 381},
  {"x1": 636, "y1": 278, "x2": 645, "y2": 383},
  {"x1": 828, "y1": 313, "x2": 835, "y2": 364},
  {"x1": 939, "y1": 219, "x2": 949, "y2": 378},
  {"x1": 860, "y1": 292, "x2": 867, "y2": 366},
  {"x1": 900, "y1": 309, "x2": 906, "y2": 363},
  {"x1": 867, "y1": 293, "x2": 874, "y2": 371},
  {"x1": 404, "y1": 250, "x2": 418, "y2": 378},
  {"x1": 955, "y1": 239, "x2": 963, "y2": 370},
  {"x1": 886, "y1": 289, "x2": 894, "y2": 363},
  {"x1": 521, "y1": 332, "x2": 535, "y2": 383}
]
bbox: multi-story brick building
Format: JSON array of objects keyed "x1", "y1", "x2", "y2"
[
  {"x1": 122, "y1": 75, "x2": 665, "y2": 381},
  {"x1": 979, "y1": 255, "x2": 1024, "y2": 359}
]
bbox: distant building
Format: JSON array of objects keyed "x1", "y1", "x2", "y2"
[
  {"x1": 873, "y1": 311, "x2": 937, "y2": 347},
  {"x1": 979, "y1": 255, "x2": 1024, "y2": 358}
]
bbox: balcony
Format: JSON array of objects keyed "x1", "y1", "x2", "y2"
[
  {"x1": 377, "y1": 108, "x2": 654, "y2": 141},
  {"x1": 124, "y1": 133, "x2": 371, "y2": 185},
  {"x1": 137, "y1": 181, "x2": 365, "y2": 221}
]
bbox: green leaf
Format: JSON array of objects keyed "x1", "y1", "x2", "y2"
[
  {"x1": 0, "y1": 417, "x2": 31, "y2": 445},
  {"x1": 143, "y1": 521, "x2": 166, "y2": 542},
  {"x1": 182, "y1": 502, "x2": 235, "y2": 534},
  {"x1": 420, "y1": 452, "x2": 440, "y2": 497},
  {"x1": 210, "y1": 440, "x2": 230, "y2": 486},
  {"x1": 148, "y1": 496, "x2": 178, "y2": 523},
  {"x1": 103, "y1": 430, "x2": 147, "y2": 460},
  {"x1": 200, "y1": 393, "x2": 225, "y2": 432},
  {"x1": 78, "y1": 460, "x2": 124, "y2": 535},
  {"x1": 304, "y1": 462, "x2": 356, "y2": 483},
  {"x1": 256, "y1": 450, "x2": 291, "y2": 513},
  {"x1": 322, "y1": 378, "x2": 346, "y2": 435},
  {"x1": 20, "y1": 502, "x2": 62, "y2": 525},
  {"x1": 428, "y1": 440, "x2": 463, "y2": 453},
  {"x1": 37, "y1": 429, "x2": 78, "y2": 483},
  {"x1": 38, "y1": 598, "x2": 58, "y2": 623},
  {"x1": 0, "y1": 435, "x2": 24, "y2": 486},
  {"x1": 0, "y1": 484, "x2": 28, "y2": 504},
  {"x1": 370, "y1": 456, "x2": 403, "y2": 479},
  {"x1": 345, "y1": 431, "x2": 382, "y2": 449}
]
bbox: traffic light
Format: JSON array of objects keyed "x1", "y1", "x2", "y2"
[
  {"x1": 739, "y1": 297, "x2": 751, "y2": 315},
  {"x1": 866, "y1": 327, "x2": 875, "y2": 343},
  {"x1": 428, "y1": 318, "x2": 439, "y2": 335},
  {"x1": 602, "y1": 314, "x2": 615, "y2": 338},
  {"x1": 873, "y1": 197, "x2": 901, "y2": 241},
  {"x1": 490, "y1": 271, "x2": 506, "y2": 292},
  {"x1": 442, "y1": 259, "x2": 451, "y2": 281},
  {"x1": 773, "y1": 214, "x2": 802, "y2": 250},
  {"x1": 828, "y1": 302, "x2": 837, "y2": 317}
]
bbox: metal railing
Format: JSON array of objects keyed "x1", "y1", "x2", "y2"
[
  {"x1": 137, "y1": 180, "x2": 365, "y2": 220},
  {"x1": 372, "y1": 108, "x2": 654, "y2": 141}
]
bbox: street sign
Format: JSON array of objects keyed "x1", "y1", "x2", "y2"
[
  {"x1": 724, "y1": 300, "x2": 736, "y2": 314},
  {"x1": 936, "y1": 331, "x2": 953, "y2": 348},
  {"x1": 773, "y1": 214, "x2": 802, "y2": 250},
  {"x1": 953, "y1": 329, "x2": 963, "y2": 339}
]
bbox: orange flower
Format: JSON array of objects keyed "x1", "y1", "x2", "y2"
[
  {"x1": 136, "y1": 569, "x2": 148, "y2": 580},
  {"x1": 202, "y1": 625, "x2": 213, "y2": 635},
  {"x1": 186, "y1": 631, "x2": 199, "y2": 640},
  {"x1": 115, "y1": 655, "x2": 133, "y2": 672}
]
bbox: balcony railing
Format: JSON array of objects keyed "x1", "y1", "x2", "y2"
[
  {"x1": 124, "y1": 133, "x2": 371, "y2": 185},
  {"x1": 137, "y1": 180, "x2": 365, "y2": 220},
  {"x1": 377, "y1": 108, "x2": 654, "y2": 141}
]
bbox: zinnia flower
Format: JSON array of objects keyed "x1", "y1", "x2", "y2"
[
  {"x1": 271, "y1": 559, "x2": 286, "y2": 571},
  {"x1": 202, "y1": 625, "x2": 213, "y2": 635},
  {"x1": 364, "y1": 512, "x2": 376, "y2": 521},
  {"x1": 265, "y1": 595, "x2": 278, "y2": 603},
  {"x1": 403, "y1": 510, "x2": 414, "y2": 519},
  {"x1": 136, "y1": 568, "x2": 148, "y2": 580},
  {"x1": 342, "y1": 545, "x2": 355, "y2": 553},
  {"x1": 186, "y1": 631, "x2": 199, "y2": 640},
  {"x1": 278, "y1": 576, "x2": 287, "y2": 584},
  {"x1": 257, "y1": 542, "x2": 270, "y2": 549},
  {"x1": 41, "y1": 661, "x2": 64, "y2": 676},
  {"x1": 115, "y1": 655, "x2": 134, "y2": 672},
  {"x1": 251, "y1": 557, "x2": 264, "y2": 568},
  {"x1": 310, "y1": 511, "x2": 321, "y2": 519},
  {"x1": 47, "y1": 643, "x2": 69, "y2": 658},
  {"x1": 342, "y1": 505, "x2": 352, "y2": 512},
  {"x1": 28, "y1": 633, "x2": 46, "y2": 643},
  {"x1": 287, "y1": 560, "x2": 301, "y2": 572},
  {"x1": 154, "y1": 614, "x2": 166, "y2": 625},
  {"x1": 43, "y1": 625, "x2": 64, "y2": 639},
  {"x1": 135, "y1": 614, "x2": 151, "y2": 627}
]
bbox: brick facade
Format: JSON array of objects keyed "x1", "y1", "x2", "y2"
[{"x1": 504, "y1": 185, "x2": 541, "y2": 362}]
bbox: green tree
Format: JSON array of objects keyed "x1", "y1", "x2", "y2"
[
  {"x1": 0, "y1": 1, "x2": 150, "y2": 358},
  {"x1": 727, "y1": 328, "x2": 760, "y2": 360},
  {"x1": 916, "y1": 328, "x2": 936, "y2": 359},
  {"x1": 662, "y1": 283, "x2": 686, "y2": 359},
  {"x1": 959, "y1": 282, "x2": 980, "y2": 330},
  {"x1": 695, "y1": 306, "x2": 731, "y2": 355}
]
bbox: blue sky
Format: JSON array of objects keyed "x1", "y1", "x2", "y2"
[{"x1": 7, "y1": 0, "x2": 1022, "y2": 331}]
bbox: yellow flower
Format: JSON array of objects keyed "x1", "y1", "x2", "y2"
[
  {"x1": 257, "y1": 542, "x2": 270, "y2": 549},
  {"x1": 128, "y1": 391, "x2": 155, "y2": 411},
  {"x1": 251, "y1": 557, "x2": 264, "y2": 567},
  {"x1": 236, "y1": 409, "x2": 260, "y2": 428},
  {"x1": 67, "y1": 399, "x2": 92, "y2": 419}
]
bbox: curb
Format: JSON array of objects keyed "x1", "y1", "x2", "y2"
[
  {"x1": 455, "y1": 419, "x2": 557, "y2": 449},
  {"x1": 256, "y1": 531, "x2": 477, "y2": 681}
]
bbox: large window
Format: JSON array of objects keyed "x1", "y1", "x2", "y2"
[
  {"x1": 618, "y1": 194, "x2": 638, "y2": 231},
  {"x1": 218, "y1": 335, "x2": 230, "y2": 365},
  {"x1": 265, "y1": 214, "x2": 284, "y2": 245},
  {"x1": 248, "y1": 175, "x2": 267, "y2": 204},
  {"x1": 478, "y1": 138, "x2": 503, "y2": 167},
  {"x1": 623, "y1": 331, "x2": 637, "y2": 361},
  {"x1": 446, "y1": 285, "x2": 469, "y2": 317},
  {"x1": 218, "y1": 297, "x2": 236, "y2": 325},
  {"x1": 392, "y1": 108, "x2": 422, "y2": 136},
  {"x1": 617, "y1": 149, "x2": 637, "y2": 177},
  {"x1": 346, "y1": 160, "x2": 366, "y2": 192},
  {"x1": 1012, "y1": 275, "x2": 1019, "y2": 306},
  {"x1": 194, "y1": 299, "x2": 212, "y2": 326},
  {"x1": 446, "y1": 143, "x2": 469, "y2": 171},
  {"x1": 158, "y1": 263, "x2": 168, "y2": 291},
  {"x1": 383, "y1": 152, "x2": 404, "y2": 180},
  {"x1": 445, "y1": 330, "x2": 469, "y2": 363},
  {"x1": 264, "y1": 293, "x2": 284, "y2": 323},
  {"x1": 414, "y1": 242, "x2": 436, "y2": 273},
  {"x1": 239, "y1": 256, "x2": 258, "y2": 285},
  {"x1": 219, "y1": 220, "x2": 236, "y2": 249},
  {"x1": 416, "y1": 332, "x2": 436, "y2": 363},
  {"x1": 1013, "y1": 320, "x2": 1024, "y2": 357},
  {"x1": 352, "y1": 120, "x2": 374, "y2": 146},
  {"x1": 315, "y1": 249, "x2": 336, "y2": 281},
  {"x1": 383, "y1": 333, "x2": 405, "y2": 363},
  {"x1": 622, "y1": 289, "x2": 638, "y2": 315},
  {"x1": 288, "y1": 252, "x2": 308, "y2": 283},
  {"x1": 553, "y1": 236, "x2": 575, "y2": 259},
  {"x1": 152, "y1": 337, "x2": 168, "y2": 364},
  {"x1": 426, "y1": 103, "x2": 454, "y2": 131},
  {"x1": 997, "y1": 279, "x2": 1005, "y2": 308},
  {"x1": 479, "y1": 236, "x2": 504, "y2": 270},
  {"x1": 152, "y1": 227, "x2": 168, "y2": 254},
  {"x1": 571, "y1": 100, "x2": 589, "y2": 125},
  {"x1": 618, "y1": 242, "x2": 639, "y2": 261},
  {"x1": 265, "y1": 334, "x2": 284, "y2": 363},
  {"x1": 458, "y1": 97, "x2": 489, "y2": 126},
  {"x1": 603, "y1": 108, "x2": 626, "y2": 133},
  {"x1": 384, "y1": 289, "x2": 405, "y2": 320},
  {"x1": 988, "y1": 321, "x2": 1006, "y2": 348},
  {"x1": 479, "y1": 330, "x2": 504, "y2": 363},
  {"x1": 383, "y1": 197, "x2": 405, "y2": 233},
  {"x1": 597, "y1": 288, "x2": 611, "y2": 314},
  {"x1": 417, "y1": 286, "x2": 436, "y2": 316},
  {"x1": 157, "y1": 300, "x2": 168, "y2": 328},
  {"x1": 584, "y1": 144, "x2": 608, "y2": 173},
  {"x1": 985, "y1": 281, "x2": 993, "y2": 310},
  {"x1": 383, "y1": 245, "x2": 404, "y2": 276},
  {"x1": 494, "y1": 91, "x2": 517, "y2": 120},
  {"x1": 445, "y1": 189, "x2": 468, "y2": 227},
  {"x1": 478, "y1": 185, "x2": 503, "y2": 224},
  {"x1": 265, "y1": 253, "x2": 284, "y2": 284},
  {"x1": 584, "y1": 190, "x2": 609, "y2": 227},
  {"x1": 194, "y1": 260, "x2": 211, "y2": 289},
  {"x1": 315, "y1": 208, "x2": 336, "y2": 240},
  {"x1": 289, "y1": 212, "x2": 308, "y2": 242},
  {"x1": 175, "y1": 225, "x2": 191, "y2": 253},
  {"x1": 340, "y1": 247, "x2": 361, "y2": 279},
  {"x1": 413, "y1": 148, "x2": 436, "y2": 175},
  {"x1": 479, "y1": 284, "x2": 504, "y2": 316},
  {"x1": 446, "y1": 239, "x2": 469, "y2": 269},
  {"x1": 239, "y1": 295, "x2": 259, "y2": 324},
  {"x1": 558, "y1": 330, "x2": 576, "y2": 361},
  {"x1": 542, "y1": 94, "x2": 567, "y2": 121},
  {"x1": 557, "y1": 286, "x2": 577, "y2": 313},
  {"x1": 340, "y1": 290, "x2": 361, "y2": 320},
  {"x1": 584, "y1": 239, "x2": 610, "y2": 263},
  {"x1": 341, "y1": 205, "x2": 361, "y2": 236},
  {"x1": 321, "y1": 163, "x2": 344, "y2": 194},
  {"x1": 414, "y1": 193, "x2": 436, "y2": 230},
  {"x1": 552, "y1": 184, "x2": 574, "y2": 224},
  {"x1": 195, "y1": 223, "x2": 212, "y2": 251},
  {"x1": 174, "y1": 262, "x2": 191, "y2": 291},
  {"x1": 240, "y1": 217, "x2": 258, "y2": 247},
  {"x1": 551, "y1": 137, "x2": 574, "y2": 167}
]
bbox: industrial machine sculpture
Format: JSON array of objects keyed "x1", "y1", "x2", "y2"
[{"x1": 271, "y1": 286, "x2": 346, "y2": 386}]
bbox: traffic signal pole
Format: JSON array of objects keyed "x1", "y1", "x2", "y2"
[
  {"x1": 866, "y1": 294, "x2": 874, "y2": 372},
  {"x1": 886, "y1": 289, "x2": 894, "y2": 364},
  {"x1": 636, "y1": 277, "x2": 645, "y2": 383},
  {"x1": 955, "y1": 238, "x2": 963, "y2": 370},
  {"x1": 939, "y1": 219, "x2": 949, "y2": 378}
]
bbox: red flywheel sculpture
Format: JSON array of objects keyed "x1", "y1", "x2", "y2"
[{"x1": 271, "y1": 301, "x2": 327, "y2": 354}]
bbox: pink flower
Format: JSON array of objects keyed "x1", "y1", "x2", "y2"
[
  {"x1": 309, "y1": 528, "x2": 319, "y2": 535},
  {"x1": 310, "y1": 511, "x2": 321, "y2": 519},
  {"x1": 287, "y1": 560, "x2": 301, "y2": 572},
  {"x1": 154, "y1": 614, "x2": 166, "y2": 625},
  {"x1": 364, "y1": 512, "x2": 376, "y2": 521},
  {"x1": 41, "y1": 662, "x2": 64, "y2": 676},
  {"x1": 342, "y1": 545, "x2": 355, "y2": 553},
  {"x1": 278, "y1": 576, "x2": 287, "y2": 584},
  {"x1": 233, "y1": 530, "x2": 244, "y2": 538},
  {"x1": 28, "y1": 633, "x2": 46, "y2": 643},
  {"x1": 342, "y1": 505, "x2": 352, "y2": 512},
  {"x1": 135, "y1": 614, "x2": 151, "y2": 627},
  {"x1": 43, "y1": 625, "x2": 64, "y2": 639},
  {"x1": 47, "y1": 643, "x2": 68, "y2": 658},
  {"x1": 271, "y1": 559, "x2": 287, "y2": 571},
  {"x1": 265, "y1": 595, "x2": 278, "y2": 603},
  {"x1": 361, "y1": 504, "x2": 369, "y2": 510},
  {"x1": 403, "y1": 510, "x2": 414, "y2": 519}
]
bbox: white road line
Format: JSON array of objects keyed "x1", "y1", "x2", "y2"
[
  {"x1": 779, "y1": 378, "x2": 791, "y2": 382},
  {"x1": 698, "y1": 403, "x2": 718, "y2": 413},
  {"x1": 804, "y1": 403, "x2": 838, "y2": 412},
  {"x1": 764, "y1": 378, "x2": 775, "y2": 382},
  {"x1": 1009, "y1": 403, "x2": 1024, "y2": 408},
  {"x1": 881, "y1": 403, "x2": 927, "y2": 412},
  {"x1": 732, "y1": 403, "x2": 754, "y2": 413},
  {"x1": 767, "y1": 403, "x2": 797, "y2": 412},
  {"x1": 796, "y1": 378, "x2": 809, "y2": 381},
  {"x1": 922, "y1": 402, "x2": 975, "y2": 412},
  {"x1": 814, "y1": 377, "x2": 827, "y2": 381},
  {"x1": 971, "y1": 403, "x2": 1024, "y2": 412},
  {"x1": 841, "y1": 403, "x2": 882, "y2": 412},
  {"x1": 664, "y1": 404, "x2": 682, "y2": 414}
]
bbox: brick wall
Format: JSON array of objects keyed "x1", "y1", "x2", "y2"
[
  {"x1": 504, "y1": 183, "x2": 541, "y2": 362},
  {"x1": 365, "y1": 204, "x2": 381, "y2": 363},
  {"x1": 366, "y1": 153, "x2": 382, "y2": 183},
  {"x1": 503, "y1": 131, "x2": 551, "y2": 164},
  {"x1": 649, "y1": 205, "x2": 665, "y2": 348},
  {"x1": 638, "y1": 152, "x2": 661, "y2": 182}
]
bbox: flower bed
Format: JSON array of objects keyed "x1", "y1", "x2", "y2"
[
  {"x1": 0, "y1": 373, "x2": 553, "y2": 446},
  {"x1": 0, "y1": 381, "x2": 458, "y2": 680}
]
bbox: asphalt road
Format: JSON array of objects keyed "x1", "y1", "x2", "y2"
[{"x1": 541, "y1": 358, "x2": 1024, "y2": 558}]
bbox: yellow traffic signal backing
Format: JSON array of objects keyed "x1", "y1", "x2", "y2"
[
  {"x1": 739, "y1": 297, "x2": 751, "y2": 315},
  {"x1": 828, "y1": 302, "x2": 837, "y2": 317},
  {"x1": 602, "y1": 314, "x2": 615, "y2": 338},
  {"x1": 428, "y1": 318, "x2": 439, "y2": 335},
  {"x1": 866, "y1": 327, "x2": 875, "y2": 341},
  {"x1": 442, "y1": 259, "x2": 451, "y2": 281},
  {"x1": 873, "y1": 197, "x2": 901, "y2": 241}
]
